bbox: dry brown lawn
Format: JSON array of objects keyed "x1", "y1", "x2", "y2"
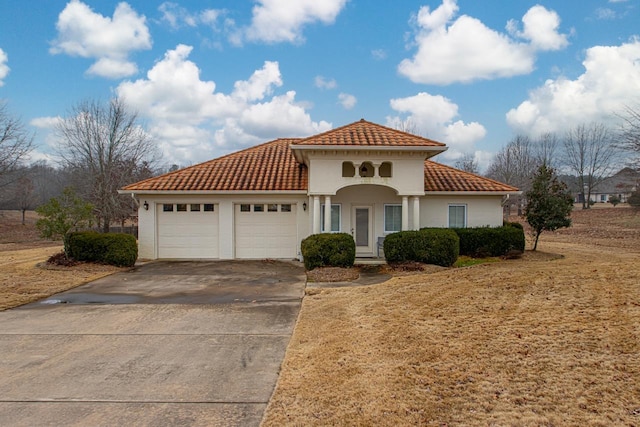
[
  {"x1": 0, "y1": 210, "x2": 127, "y2": 311},
  {"x1": 263, "y1": 207, "x2": 640, "y2": 426}
]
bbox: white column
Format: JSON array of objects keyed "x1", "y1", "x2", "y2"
[
  {"x1": 412, "y1": 196, "x2": 420, "y2": 230},
  {"x1": 401, "y1": 196, "x2": 409, "y2": 231},
  {"x1": 313, "y1": 196, "x2": 321, "y2": 234},
  {"x1": 324, "y1": 195, "x2": 332, "y2": 233}
]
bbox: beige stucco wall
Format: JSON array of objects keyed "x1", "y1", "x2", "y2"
[
  {"x1": 420, "y1": 195, "x2": 505, "y2": 228},
  {"x1": 134, "y1": 191, "x2": 506, "y2": 260},
  {"x1": 306, "y1": 151, "x2": 427, "y2": 196},
  {"x1": 135, "y1": 194, "x2": 307, "y2": 260}
]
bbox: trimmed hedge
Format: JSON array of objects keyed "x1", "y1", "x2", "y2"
[
  {"x1": 65, "y1": 231, "x2": 138, "y2": 267},
  {"x1": 301, "y1": 233, "x2": 356, "y2": 270},
  {"x1": 453, "y1": 226, "x2": 525, "y2": 257},
  {"x1": 503, "y1": 221, "x2": 524, "y2": 230},
  {"x1": 383, "y1": 229, "x2": 459, "y2": 267}
]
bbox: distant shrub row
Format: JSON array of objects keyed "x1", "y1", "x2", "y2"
[
  {"x1": 65, "y1": 231, "x2": 138, "y2": 267},
  {"x1": 383, "y1": 229, "x2": 459, "y2": 267},
  {"x1": 301, "y1": 233, "x2": 355, "y2": 270}
]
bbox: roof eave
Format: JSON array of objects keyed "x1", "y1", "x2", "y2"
[
  {"x1": 424, "y1": 190, "x2": 522, "y2": 196},
  {"x1": 291, "y1": 144, "x2": 447, "y2": 164},
  {"x1": 120, "y1": 189, "x2": 309, "y2": 195}
]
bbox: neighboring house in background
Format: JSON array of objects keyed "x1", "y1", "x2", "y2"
[
  {"x1": 581, "y1": 168, "x2": 639, "y2": 204},
  {"x1": 120, "y1": 119, "x2": 519, "y2": 260}
]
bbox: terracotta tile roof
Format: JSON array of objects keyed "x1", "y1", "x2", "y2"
[
  {"x1": 424, "y1": 160, "x2": 519, "y2": 192},
  {"x1": 122, "y1": 132, "x2": 517, "y2": 194},
  {"x1": 293, "y1": 119, "x2": 446, "y2": 148},
  {"x1": 122, "y1": 138, "x2": 308, "y2": 192}
]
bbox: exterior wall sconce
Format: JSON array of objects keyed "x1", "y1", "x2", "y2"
[
  {"x1": 143, "y1": 201, "x2": 149, "y2": 210},
  {"x1": 303, "y1": 202, "x2": 307, "y2": 211}
]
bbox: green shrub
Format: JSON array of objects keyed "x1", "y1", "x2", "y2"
[
  {"x1": 301, "y1": 233, "x2": 356, "y2": 270},
  {"x1": 453, "y1": 226, "x2": 525, "y2": 257},
  {"x1": 66, "y1": 231, "x2": 138, "y2": 267},
  {"x1": 503, "y1": 221, "x2": 524, "y2": 230},
  {"x1": 383, "y1": 229, "x2": 459, "y2": 267}
]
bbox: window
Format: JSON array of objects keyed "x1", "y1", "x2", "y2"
[
  {"x1": 203, "y1": 204, "x2": 214, "y2": 212},
  {"x1": 240, "y1": 204, "x2": 250, "y2": 212},
  {"x1": 163, "y1": 204, "x2": 174, "y2": 212},
  {"x1": 448, "y1": 205, "x2": 467, "y2": 228},
  {"x1": 281, "y1": 204, "x2": 292, "y2": 212},
  {"x1": 342, "y1": 161, "x2": 355, "y2": 177},
  {"x1": 359, "y1": 161, "x2": 374, "y2": 177},
  {"x1": 176, "y1": 204, "x2": 187, "y2": 212},
  {"x1": 379, "y1": 162, "x2": 392, "y2": 178},
  {"x1": 268, "y1": 204, "x2": 278, "y2": 212},
  {"x1": 254, "y1": 204, "x2": 264, "y2": 212},
  {"x1": 321, "y1": 204, "x2": 341, "y2": 232},
  {"x1": 384, "y1": 205, "x2": 402, "y2": 232},
  {"x1": 190, "y1": 204, "x2": 201, "y2": 212}
]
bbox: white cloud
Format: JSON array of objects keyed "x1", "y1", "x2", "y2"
[
  {"x1": 0, "y1": 48, "x2": 9, "y2": 86},
  {"x1": 510, "y1": 5, "x2": 568, "y2": 51},
  {"x1": 117, "y1": 44, "x2": 331, "y2": 164},
  {"x1": 398, "y1": 0, "x2": 568, "y2": 85},
  {"x1": 50, "y1": 0, "x2": 151, "y2": 79},
  {"x1": 338, "y1": 93, "x2": 357, "y2": 110},
  {"x1": 371, "y1": 49, "x2": 387, "y2": 60},
  {"x1": 595, "y1": 8, "x2": 617, "y2": 20},
  {"x1": 30, "y1": 116, "x2": 60, "y2": 129},
  {"x1": 158, "y1": 2, "x2": 223, "y2": 30},
  {"x1": 244, "y1": 0, "x2": 348, "y2": 44},
  {"x1": 387, "y1": 92, "x2": 486, "y2": 162},
  {"x1": 314, "y1": 75, "x2": 337, "y2": 90},
  {"x1": 506, "y1": 38, "x2": 640, "y2": 136}
]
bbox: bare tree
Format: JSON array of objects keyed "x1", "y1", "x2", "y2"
[
  {"x1": 55, "y1": 97, "x2": 157, "y2": 232},
  {"x1": 562, "y1": 123, "x2": 620, "y2": 209},
  {"x1": 535, "y1": 132, "x2": 560, "y2": 169},
  {"x1": 0, "y1": 101, "x2": 33, "y2": 180},
  {"x1": 486, "y1": 135, "x2": 537, "y2": 191},
  {"x1": 391, "y1": 117, "x2": 421, "y2": 136},
  {"x1": 454, "y1": 153, "x2": 479, "y2": 174},
  {"x1": 618, "y1": 105, "x2": 640, "y2": 168},
  {"x1": 15, "y1": 175, "x2": 35, "y2": 225}
]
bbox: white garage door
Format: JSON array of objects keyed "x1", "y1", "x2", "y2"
[
  {"x1": 235, "y1": 203, "x2": 297, "y2": 259},
  {"x1": 157, "y1": 203, "x2": 219, "y2": 259}
]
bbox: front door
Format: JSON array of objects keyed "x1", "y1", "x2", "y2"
[{"x1": 353, "y1": 206, "x2": 373, "y2": 256}]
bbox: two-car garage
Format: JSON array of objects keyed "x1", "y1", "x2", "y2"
[{"x1": 155, "y1": 202, "x2": 298, "y2": 259}]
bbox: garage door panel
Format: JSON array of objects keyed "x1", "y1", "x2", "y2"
[
  {"x1": 235, "y1": 205, "x2": 297, "y2": 259},
  {"x1": 157, "y1": 207, "x2": 219, "y2": 259}
]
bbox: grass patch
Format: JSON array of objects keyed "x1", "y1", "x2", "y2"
[{"x1": 453, "y1": 255, "x2": 500, "y2": 268}]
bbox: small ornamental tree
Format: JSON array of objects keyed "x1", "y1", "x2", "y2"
[
  {"x1": 629, "y1": 191, "x2": 640, "y2": 208},
  {"x1": 36, "y1": 187, "x2": 94, "y2": 255},
  {"x1": 524, "y1": 164, "x2": 574, "y2": 251},
  {"x1": 608, "y1": 195, "x2": 621, "y2": 207}
]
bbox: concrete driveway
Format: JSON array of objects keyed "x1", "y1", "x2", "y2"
[{"x1": 0, "y1": 260, "x2": 305, "y2": 427}]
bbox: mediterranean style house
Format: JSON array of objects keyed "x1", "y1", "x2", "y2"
[{"x1": 121, "y1": 119, "x2": 518, "y2": 260}]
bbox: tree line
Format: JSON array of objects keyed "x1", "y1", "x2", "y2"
[
  {"x1": 0, "y1": 97, "x2": 174, "y2": 230},
  {"x1": 462, "y1": 118, "x2": 639, "y2": 212}
]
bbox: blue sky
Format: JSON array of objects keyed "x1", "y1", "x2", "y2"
[{"x1": 1, "y1": 0, "x2": 639, "y2": 171}]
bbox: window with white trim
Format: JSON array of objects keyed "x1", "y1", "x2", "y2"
[
  {"x1": 448, "y1": 204, "x2": 467, "y2": 228},
  {"x1": 321, "y1": 204, "x2": 341, "y2": 232},
  {"x1": 384, "y1": 204, "x2": 402, "y2": 233}
]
